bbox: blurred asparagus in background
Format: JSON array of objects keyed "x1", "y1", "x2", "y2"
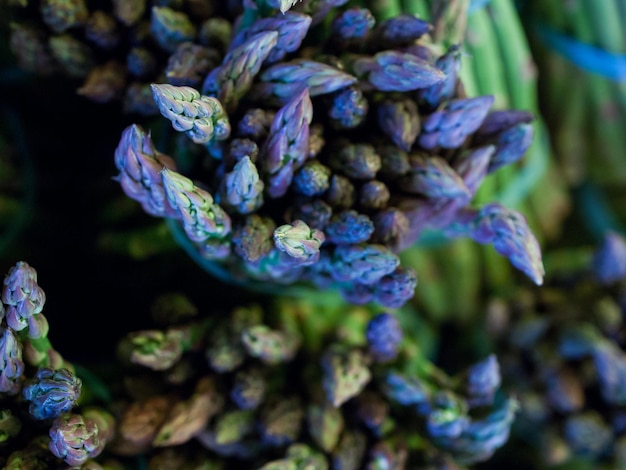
[
  {"x1": 5, "y1": 0, "x2": 226, "y2": 114},
  {"x1": 396, "y1": 0, "x2": 571, "y2": 323},
  {"x1": 522, "y1": 0, "x2": 626, "y2": 193},
  {"x1": 519, "y1": 0, "x2": 626, "y2": 260},
  {"x1": 477, "y1": 230, "x2": 626, "y2": 468},
  {"x1": 88, "y1": 286, "x2": 518, "y2": 467}
]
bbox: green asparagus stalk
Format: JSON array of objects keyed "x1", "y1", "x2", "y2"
[
  {"x1": 486, "y1": 0, "x2": 535, "y2": 111},
  {"x1": 96, "y1": 221, "x2": 180, "y2": 260},
  {"x1": 531, "y1": 0, "x2": 576, "y2": 140},
  {"x1": 485, "y1": 0, "x2": 558, "y2": 243},
  {"x1": 582, "y1": 0, "x2": 624, "y2": 55},
  {"x1": 467, "y1": 2, "x2": 519, "y2": 215},
  {"x1": 539, "y1": 42, "x2": 589, "y2": 186},
  {"x1": 461, "y1": 7, "x2": 509, "y2": 108},
  {"x1": 524, "y1": 127, "x2": 572, "y2": 241},
  {"x1": 542, "y1": 246, "x2": 595, "y2": 277},
  {"x1": 429, "y1": 0, "x2": 471, "y2": 49},
  {"x1": 438, "y1": 238, "x2": 482, "y2": 321},
  {"x1": 400, "y1": 0, "x2": 430, "y2": 19},
  {"x1": 463, "y1": 7, "x2": 514, "y2": 292},
  {"x1": 562, "y1": 0, "x2": 624, "y2": 185},
  {"x1": 579, "y1": 0, "x2": 626, "y2": 186},
  {"x1": 473, "y1": 0, "x2": 521, "y2": 213},
  {"x1": 462, "y1": 7, "x2": 508, "y2": 203},
  {"x1": 399, "y1": 246, "x2": 451, "y2": 322},
  {"x1": 366, "y1": 0, "x2": 402, "y2": 21},
  {"x1": 457, "y1": 49, "x2": 480, "y2": 98}
]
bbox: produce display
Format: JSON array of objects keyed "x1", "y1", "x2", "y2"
[{"x1": 0, "y1": 0, "x2": 624, "y2": 468}]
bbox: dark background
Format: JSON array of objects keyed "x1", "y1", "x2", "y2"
[{"x1": 0, "y1": 63, "x2": 256, "y2": 365}]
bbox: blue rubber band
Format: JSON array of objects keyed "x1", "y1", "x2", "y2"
[
  {"x1": 469, "y1": 0, "x2": 491, "y2": 14},
  {"x1": 533, "y1": 22, "x2": 626, "y2": 82},
  {"x1": 165, "y1": 218, "x2": 274, "y2": 293},
  {"x1": 165, "y1": 218, "x2": 341, "y2": 301}
]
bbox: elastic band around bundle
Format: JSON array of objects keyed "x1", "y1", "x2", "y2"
[
  {"x1": 533, "y1": 22, "x2": 626, "y2": 82},
  {"x1": 468, "y1": 0, "x2": 491, "y2": 14},
  {"x1": 166, "y1": 218, "x2": 343, "y2": 303}
]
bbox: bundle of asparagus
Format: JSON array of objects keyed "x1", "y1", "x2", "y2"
[
  {"x1": 109, "y1": 0, "x2": 546, "y2": 311},
  {"x1": 390, "y1": 0, "x2": 571, "y2": 322},
  {"x1": 0, "y1": 258, "x2": 519, "y2": 467},
  {"x1": 4, "y1": 0, "x2": 549, "y2": 313},
  {"x1": 96, "y1": 291, "x2": 517, "y2": 467},
  {"x1": 0, "y1": 261, "x2": 115, "y2": 469}
]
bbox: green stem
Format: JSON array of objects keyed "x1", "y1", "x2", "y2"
[
  {"x1": 487, "y1": 0, "x2": 537, "y2": 110},
  {"x1": 523, "y1": 121, "x2": 571, "y2": 242},
  {"x1": 400, "y1": 247, "x2": 451, "y2": 322},
  {"x1": 572, "y1": 0, "x2": 626, "y2": 185},
  {"x1": 73, "y1": 364, "x2": 113, "y2": 405},
  {"x1": 366, "y1": 0, "x2": 403, "y2": 21},
  {"x1": 542, "y1": 246, "x2": 594, "y2": 277},
  {"x1": 463, "y1": 7, "x2": 510, "y2": 108},
  {"x1": 400, "y1": 0, "x2": 431, "y2": 18},
  {"x1": 582, "y1": 0, "x2": 624, "y2": 54},
  {"x1": 464, "y1": 8, "x2": 515, "y2": 291},
  {"x1": 402, "y1": 338, "x2": 453, "y2": 390},
  {"x1": 487, "y1": 1, "x2": 556, "y2": 223},
  {"x1": 440, "y1": 238, "x2": 482, "y2": 321},
  {"x1": 427, "y1": 0, "x2": 470, "y2": 48}
]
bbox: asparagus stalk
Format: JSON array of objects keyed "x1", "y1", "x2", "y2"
[
  {"x1": 366, "y1": 0, "x2": 402, "y2": 21},
  {"x1": 486, "y1": 0, "x2": 536, "y2": 111},
  {"x1": 579, "y1": 0, "x2": 626, "y2": 186},
  {"x1": 473, "y1": 1, "x2": 525, "y2": 209},
  {"x1": 400, "y1": 0, "x2": 431, "y2": 19},
  {"x1": 463, "y1": 7, "x2": 514, "y2": 291},
  {"x1": 399, "y1": 246, "x2": 451, "y2": 322},
  {"x1": 543, "y1": 56, "x2": 589, "y2": 185},
  {"x1": 619, "y1": 1, "x2": 626, "y2": 47},
  {"x1": 583, "y1": 0, "x2": 625, "y2": 56},
  {"x1": 439, "y1": 237, "x2": 482, "y2": 321},
  {"x1": 486, "y1": 0, "x2": 562, "y2": 243},
  {"x1": 569, "y1": 0, "x2": 626, "y2": 185},
  {"x1": 524, "y1": 124, "x2": 572, "y2": 241},
  {"x1": 428, "y1": 0, "x2": 471, "y2": 49},
  {"x1": 496, "y1": 10, "x2": 568, "y2": 238},
  {"x1": 462, "y1": 7, "x2": 509, "y2": 108}
]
